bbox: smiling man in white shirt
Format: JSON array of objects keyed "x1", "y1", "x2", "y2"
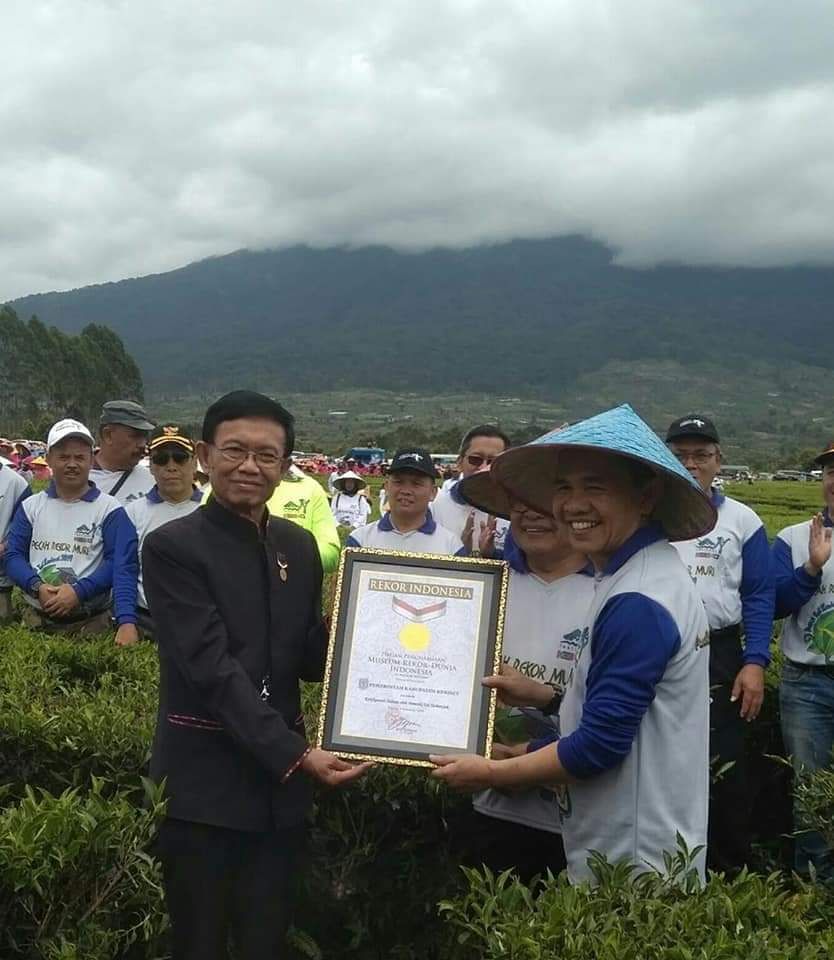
[
  {"x1": 5, "y1": 418, "x2": 138, "y2": 640},
  {"x1": 347, "y1": 448, "x2": 463, "y2": 556}
]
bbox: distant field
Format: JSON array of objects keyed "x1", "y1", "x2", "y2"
[
  {"x1": 150, "y1": 377, "x2": 834, "y2": 467},
  {"x1": 724, "y1": 480, "x2": 821, "y2": 539}
]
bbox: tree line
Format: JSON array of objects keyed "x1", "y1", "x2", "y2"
[{"x1": 0, "y1": 306, "x2": 144, "y2": 438}]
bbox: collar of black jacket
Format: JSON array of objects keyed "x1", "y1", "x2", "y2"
[{"x1": 204, "y1": 496, "x2": 269, "y2": 541}]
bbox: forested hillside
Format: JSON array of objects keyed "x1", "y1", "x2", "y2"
[
  {"x1": 0, "y1": 306, "x2": 143, "y2": 436},
  {"x1": 9, "y1": 236, "x2": 834, "y2": 395}
]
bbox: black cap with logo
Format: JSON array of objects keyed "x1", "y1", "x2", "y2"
[
  {"x1": 666, "y1": 415, "x2": 720, "y2": 444},
  {"x1": 148, "y1": 423, "x2": 195, "y2": 455},
  {"x1": 388, "y1": 448, "x2": 438, "y2": 478}
]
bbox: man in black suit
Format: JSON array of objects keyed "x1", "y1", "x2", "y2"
[{"x1": 144, "y1": 390, "x2": 369, "y2": 960}]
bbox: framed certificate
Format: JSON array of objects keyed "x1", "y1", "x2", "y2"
[{"x1": 317, "y1": 548, "x2": 508, "y2": 767}]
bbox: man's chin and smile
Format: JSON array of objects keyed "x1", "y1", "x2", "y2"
[
  {"x1": 226, "y1": 478, "x2": 269, "y2": 501},
  {"x1": 562, "y1": 516, "x2": 609, "y2": 552},
  {"x1": 566, "y1": 517, "x2": 602, "y2": 536},
  {"x1": 515, "y1": 521, "x2": 557, "y2": 552},
  {"x1": 517, "y1": 520, "x2": 552, "y2": 539}
]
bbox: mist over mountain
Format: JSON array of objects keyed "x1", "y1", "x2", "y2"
[{"x1": 7, "y1": 235, "x2": 832, "y2": 402}]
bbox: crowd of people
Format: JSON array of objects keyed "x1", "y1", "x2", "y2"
[{"x1": 1, "y1": 392, "x2": 833, "y2": 960}]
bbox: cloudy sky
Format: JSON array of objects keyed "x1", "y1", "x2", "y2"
[{"x1": 4, "y1": 0, "x2": 834, "y2": 299}]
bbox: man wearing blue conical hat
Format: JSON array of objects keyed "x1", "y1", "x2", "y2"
[{"x1": 431, "y1": 404, "x2": 715, "y2": 885}]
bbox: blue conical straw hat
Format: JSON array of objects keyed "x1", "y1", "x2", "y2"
[{"x1": 490, "y1": 404, "x2": 716, "y2": 541}]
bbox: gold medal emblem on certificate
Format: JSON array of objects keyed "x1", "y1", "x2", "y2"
[{"x1": 392, "y1": 596, "x2": 447, "y2": 652}]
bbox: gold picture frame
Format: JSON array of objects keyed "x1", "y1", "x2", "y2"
[{"x1": 317, "y1": 547, "x2": 508, "y2": 768}]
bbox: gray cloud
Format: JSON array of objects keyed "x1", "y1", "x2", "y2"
[{"x1": 4, "y1": 0, "x2": 834, "y2": 299}]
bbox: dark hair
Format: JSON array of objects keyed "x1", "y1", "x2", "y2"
[
  {"x1": 458, "y1": 424, "x2": 511, "y2": 457},
  {"x1": 201, "y1": 390, "x2": 295, "y2": 455}
]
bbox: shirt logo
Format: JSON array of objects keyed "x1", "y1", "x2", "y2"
[
  {"x1": 74, "y1": 522, "x2": 99, "y2": 545},
  {"x1": 805, "y1": 602, "x2": 834, "y2": 662},
  {"x1": 552, "y1": 626, "x2": 590, "y2": 691},
  {"x1": 694, "y1": 534, "x2": 730, "y2": 561},
  {"x1": 558, "y1": 627, "x2": 589, "y2": 662},
  {"x1": 38, "y1": 558, "x2": 78, "y2": 586}
]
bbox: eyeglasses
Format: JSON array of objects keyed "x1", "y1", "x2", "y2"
[
  {"x1": 152, "y1": 450, "x2": 192, "y2": 466},
  {"x1": 214, "y1": 444, "x2": 284, "y2": 468},
  {"x1": 465, "y1": 454, "x2": 497, "y2": 468},
  {"x1": 671, "y1": 449, "x2": 716, "y2": 465}
]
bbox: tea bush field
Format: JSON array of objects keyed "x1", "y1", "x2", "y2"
[
  {"x1": 725, "y1": 480, "x2": 821, "y2": 539},
  {"x1": 0, "y1": 478, "x2": 832, "y2": 958}
]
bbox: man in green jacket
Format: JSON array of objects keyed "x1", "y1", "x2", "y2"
[{"x1": 267, "y1": 464, "x2": 341, "y2": 573}]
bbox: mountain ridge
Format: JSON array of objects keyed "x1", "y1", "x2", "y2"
[{"x1": 7, "y1": 235, "x2": 833, "y2": 404}]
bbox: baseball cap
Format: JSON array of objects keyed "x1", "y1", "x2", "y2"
[
  {"x1": 814, "y1": 441, "x2": 834, "y2": 466},
  {"x1": 46, "y1": 418, "x2": 95, "y2": 451},
  {"x1": 666, "y1": 415, "x2": 720, "y2": 444},
  {"x1": 100, "y1": 400, "x2": 155, "y2": 432},
  {"x1": 388, "y1": 448, "x2": 438, "y2": 479},
  {"x1": 148, "y1": 423, "x2": 195, "y2": 454}
]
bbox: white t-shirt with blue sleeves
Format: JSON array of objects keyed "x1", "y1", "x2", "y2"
[
  {"x1": 346, "y1": 510, "x2": 464, "y2": 556},
  {"x1": 0, "y1": 465, "x2": 31, "y2": 589},
  {"x1": 773, "y1": 511, "x2": 834, "y2": 666},
  {"x1": 4, "y1": 482, "x2": 138, "y2": 624},
  {"x1": 556, "y1": 527, "x2": 710, "y2": 885},
  {"x1": 672, "y1": 492, "x2": 773, "y2": 665},
  {"x1": 126, "y1": 486, "x2": 203, "y2": 609}
]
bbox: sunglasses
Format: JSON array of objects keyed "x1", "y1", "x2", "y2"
[
  {"x1": 464, "y1": 454, "x2": 497, "y2": 468},
  {"x1": 151, "y1": 450, "x2": 192, "y2": 466}
]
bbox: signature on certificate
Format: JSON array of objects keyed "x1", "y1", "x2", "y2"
[{"x1": 385, "y1": 706, "x2": 420, "y2": 734}]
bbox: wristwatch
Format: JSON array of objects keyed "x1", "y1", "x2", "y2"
[
  {"x1": 541, "y1": 685, "x2": 561, "y2": 716},
  {"x1": 28, "y1": 579, "x2": 44, "y2": 599}
]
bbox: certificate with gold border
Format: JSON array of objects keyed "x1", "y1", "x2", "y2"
[{"x1": 317, "y1": 548, "x2": 508, "y2": 767}]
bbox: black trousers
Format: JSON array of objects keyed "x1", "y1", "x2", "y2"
[
  {"x1": 708, "y1": 626, "x2": 751, "y2": 872},
  {"x1": 451, "y1": 808, "x2": 567, "y2": 885},
  {"x1": 156, "y1": 817, "x2": 304, "y2": 960},
  {"x1": 136, "y1": 606, "x2": 156, "y2": 640}
]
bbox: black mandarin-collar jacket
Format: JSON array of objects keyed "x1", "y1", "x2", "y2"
[{"x1": 143, "y1": 497, "x2": 327, "y2": 832}]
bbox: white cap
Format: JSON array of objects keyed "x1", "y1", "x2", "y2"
[{"x1": 46, "y1": 418, "x2": 95, "y2": 452}]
